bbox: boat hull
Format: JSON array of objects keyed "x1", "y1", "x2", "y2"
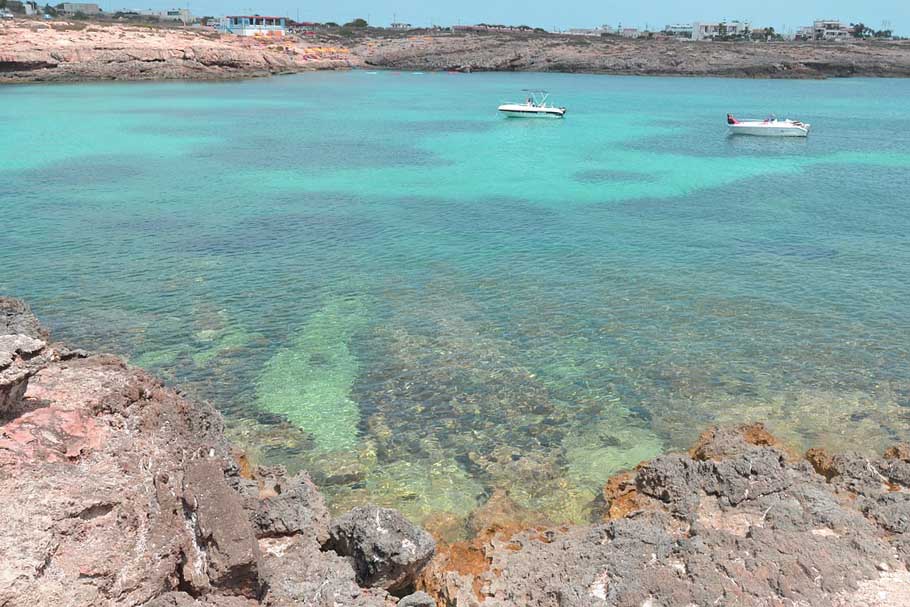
[
  {"x1": 498, "y1": 105, "x2": 566, "y2": 118},
  {"x1": 728, "y1": 123, "x2": 810, "y2": 137}
]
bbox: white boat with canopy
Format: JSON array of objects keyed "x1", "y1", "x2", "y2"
[
  {"x1": 726, "y1": 114, "x2": 810, "y2": 137},
  {"x1": 499, "y1": 90, "x2": 566, "y2": 118}
]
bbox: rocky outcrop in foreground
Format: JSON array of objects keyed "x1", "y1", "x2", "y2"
[
  {"x1": 0, "y1": 21, "x2": 354, "y2": 82},
  {"x1": 354, "y1": 32, "x2": 910, "y2": 78},
  {"x1": 418, "y1": 425, "x2": 910, "y2": 606},
  {"x1": 3, "y1": 295, "x2": 910, "y2": 606},
  {"x1": 0, "y1": 296, "x2": 430, "y2": 607}
]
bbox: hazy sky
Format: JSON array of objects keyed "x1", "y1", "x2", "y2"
[{"x1": 117, "y1": 0, "x2": 907, "y2": 35}]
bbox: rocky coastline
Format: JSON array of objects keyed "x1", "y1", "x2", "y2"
[
  {"x1": 2, "y1": 20, "x2": 910, "y2": 83},
  {"x1": 354, "y1": 32, "x2": 910, "y2": 78},
  {"x1": 3, "y1": 294, "x2": 910, "y2": 606},
  {"x1": 0, "y1": 20, "x2": 354, "y2": 83}
]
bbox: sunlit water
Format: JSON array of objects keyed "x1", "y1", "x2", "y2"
[{"x1": 3, "y1": 72, "x2": 910, "y2": 533}]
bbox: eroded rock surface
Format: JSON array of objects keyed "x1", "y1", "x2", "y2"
[
  {"x1": 4, "y1": 20, "x2": 910, "y2": 84},
  {"x1": 0, "y1": 20, "x2": 355, "y2": 83},
  {"x1": 355, "y1": 33, "x2": 910, "y2": 78},
  {"x1": 0, "y1": 297, "x2": 415, "y2": 607},
  {"x1": 398, "y1": 591, "x2": 436, "y2": 607},
  {"x1": 419, "y1": 424, "x2": 910, "y2": 606},
  {"x1": 328, "y1": 505, "x2": 437, "y2": 592},
  {"x1": 0, "y1": 297, "x2": 51, "y2": 417}
]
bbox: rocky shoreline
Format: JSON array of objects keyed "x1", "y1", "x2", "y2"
[
  {"x1": 0, "y1": 20, "x2": 354, "y2": 83},
  {"x1": 2, "y1": 20, "x2": 910, "y2": 83},
  {"x1": 354, "y1": 33, "x2": 910, "y2": 78},
  {"x1": 3, "y1": 295, "x2": 910, "y2": 606}
]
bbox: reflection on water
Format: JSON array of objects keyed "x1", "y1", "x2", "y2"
[{"x1": 2, "y1": 73, "x2": 910, "y2": 531}]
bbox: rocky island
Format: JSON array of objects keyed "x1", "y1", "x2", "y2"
[
  {"x1": 2, "y1": 19, "x2": 910, "y2": 83},
  {"x1": 3, "y1": 294, "x2": 910, "y2": 606}
]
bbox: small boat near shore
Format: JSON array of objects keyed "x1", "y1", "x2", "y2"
[
  {"x1": 726, "y1": 114, "x2": 810, "y2": 137},
  {"x1": 499, "y1": 90, "x2": 566, "y2": 118}
]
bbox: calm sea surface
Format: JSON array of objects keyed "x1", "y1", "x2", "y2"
[{"x1": 3, "y1": 72, "x2": 910, "y2": 530}]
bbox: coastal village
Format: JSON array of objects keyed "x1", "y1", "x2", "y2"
[{"x1": 0, "y1": 1, "x2": 901, "y2": 41}]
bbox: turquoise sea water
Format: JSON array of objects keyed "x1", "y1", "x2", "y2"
[{"x1": 3, "y1": 72, "x2": 910, "y2": 530}]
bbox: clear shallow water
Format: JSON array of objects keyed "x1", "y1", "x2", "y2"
[{"x1": 3, "y1": 72, "x2": 910, "y2": 532}]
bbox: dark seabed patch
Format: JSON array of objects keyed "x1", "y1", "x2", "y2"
[
  {"x1": 179, "y1": 210, "x2": 382, "y2": 256},
  {"x1": 573, "y1": 169, "x2": 654, "y2": 184},
  {"x1": 733, "y1": 238, "x2": 838, "y2": 260},
  {"x1": 209, "y1": 135, "x2": 451, "y2": 172},
  {"x1": 394, "y1": 119, "x2": 495, "y2": 136},
  {"x1": 9, "y1": 158, "x2": 148, "y2": 189},
  {"x1": 390, "y1": 195, "x2": 566, "y2": 243}
]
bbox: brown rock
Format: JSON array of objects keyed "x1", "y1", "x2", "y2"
[
  {"x1": 601, "y1": 471, "x2": 653, "y2": 521},
  {"x1": 0, "y1": 351, "x2": 240, "y2": 606},
  {"x1": 690, "y1": 422, "x2": 791, "y2": 461},
  {"x1": 418, "y1": 492, "x2": 541, "y2": 606},
  {"x1": 807, "y1": 447, "x2": 837, "y2": 480},
  {"x1": 883, "y1": 444, "x2": 910, "y2": 462},
  {"x1": 182, "y1": 459, "x2": 262, "y2": 598}
]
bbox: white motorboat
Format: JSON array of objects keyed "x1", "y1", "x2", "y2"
[
  {"x1": 726, "y1": 114, "x2": 810, "y2": 137},
  {"x1": 499, "y1": 90, "x2": 566, "y2": 118}
]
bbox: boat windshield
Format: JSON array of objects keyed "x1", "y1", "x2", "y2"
[{"x1": 521, "y1": 90, "x2": 550, "y2": 107}]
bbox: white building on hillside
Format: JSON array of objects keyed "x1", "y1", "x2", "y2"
[
  {"x1": 60, "y1": 3, "x2": 101, "y2": 16},
  {"x1": 692, "y1": 20, "x2": 750, "y2": 40},
  {"x1": 133, "y1": 8, "x2": 194, "y2": 23},
  {"x1": 795, "y1": 25, "x2": 814, "y2": 40},
  {"x1": 664, "y1": 23, "x2": 693, "y2": 37},
  {"x1": 219, "y1": 15, "x2": 287, "y2": 37},
  {"x1": 812, "y1": 19, "x2": 851, "y2": 40},
  {"x1": 566, "y1": 26, "x2": 613, "y2": 36}
]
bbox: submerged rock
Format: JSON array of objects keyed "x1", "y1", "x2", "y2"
[
  {"x1": 327, "y1": 505, "x2": 437, "y2": 592},
  {"x1": 255, "y1": 298, "x2": 368, "y2": 452}
]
